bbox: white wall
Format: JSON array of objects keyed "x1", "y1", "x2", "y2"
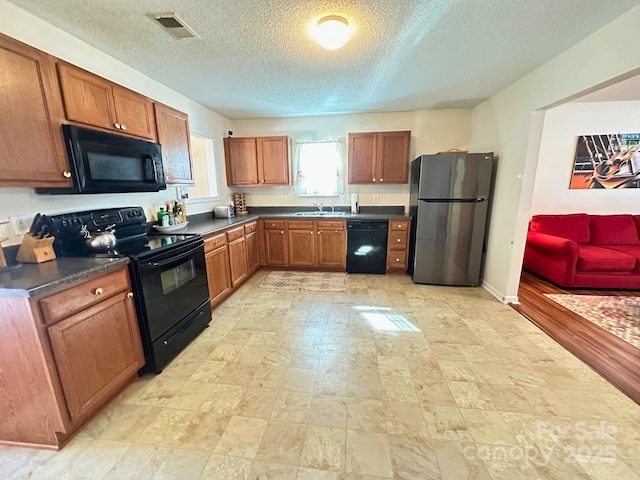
[
  {"x1": 230, "y1": 109, "x2": 472, "y2": 210},
  {"x1": 531, "y1": 101, "x2": 640, "y2": 214},
  {"x1": 0, "y1": 0, "x2": 232, "y2": 245},
  {"x1": 470, "y1": 4, "x2": 640, "y2": 302}
]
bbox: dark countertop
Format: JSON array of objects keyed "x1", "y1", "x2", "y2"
[
  {"x1": 0, "y1": 257, "x2": 129, "y2": 298},
  {"x1": 2, "y1": 207, "x2": 410, "y2": 296},
  {"x1": 178, "y1": 214, "x2": 262, "y2": 236},
  {"x1": 181, "y1": 211, "x2": 411, "y2": 237}
]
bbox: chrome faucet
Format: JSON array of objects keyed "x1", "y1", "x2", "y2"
[{"x1": 314, "y1": 203, "x2": 323, "y2": 213}]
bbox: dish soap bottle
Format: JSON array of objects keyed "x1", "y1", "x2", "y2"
[{"x1": 157, "y1": 207, "x2": 165, "y2": 223}]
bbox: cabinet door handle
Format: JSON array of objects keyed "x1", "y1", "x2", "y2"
[
  {"x1": 380, "y1": 178, "x2": 384, "y2": 182},
  {"x1": 318, "y1": 231, "x2": 321, "y2": 235},
  {"x1": 280, "y1": 231, "x2": 284, "y2": 234},
  {"x1": 114, "y1": 122, "x2": 121, "y2": 129},
  {"x1": 63, "y1": 170, "x2": 72, "y2": 178},
  {"x1": 94, "y1": 287, "x2": 104, "y2": 295},
  {"x1": 310, "y1": 231, "x2": 314, "y2": 235},
  {"x1": 120, "y1": 124, "x2": 127, "y2": 131},
  {"x1": 395, "y1": 258, "x2": 400, "y2": 262},
  {"x1": 372, "y1": 178, "x2": 376, "y2": 182},
  {"x1": 396, "y1": 238, "x2": 401, "y2": 243},
  {"x1": 127, "y1": 292, "x2": 134, "y2": 299}
]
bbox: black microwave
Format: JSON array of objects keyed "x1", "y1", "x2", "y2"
[{"x1": 37, "y1": 125, "x2": 166, "y2": 194}]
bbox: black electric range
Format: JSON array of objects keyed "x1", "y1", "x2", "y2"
[{"x1": 48, "y1": 207, "x2": 211, "y2": 373}]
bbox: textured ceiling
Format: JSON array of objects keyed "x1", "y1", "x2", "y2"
[{"x1": 7, "y1": 0, "x2": 639, "y2": 119}]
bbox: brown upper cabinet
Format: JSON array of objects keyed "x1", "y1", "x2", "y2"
[
  {"x1": 154, "y1": 103, "x2": 194, "y2": 186},
  {"x1": 57, "y1": 62, "x2": 157, "y2": 141},
  {"x1": 0, "y1": 34, "x2": 71, "y2": 188},
  {"x1": 348, "y1": 131, "x2": 411, "y2": 184},
  {"x1": 224, "y1": 136, "x2": 290, "y2": 186}
]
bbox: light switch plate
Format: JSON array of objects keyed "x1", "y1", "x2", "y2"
[
  {"x1": 373, "y1": 194, "x2": 379, "y2": 203},
  {"x1": 281, "y1": 195, "x2": 287, "y2": 203}
]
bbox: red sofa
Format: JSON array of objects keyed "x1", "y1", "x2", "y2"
[{"x1": 523, "y1": 214, "x2": 640, "y2": 289}]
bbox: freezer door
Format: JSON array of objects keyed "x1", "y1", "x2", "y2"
[
  {"x1": 418, "y1": 153, "x2": 493, "y2": 200},
  {"x1": 412, "y1": 199, "x2": 488, "y2": 286}
]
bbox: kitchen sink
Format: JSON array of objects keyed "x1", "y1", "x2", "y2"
[{"x1": 294, "y1": 211, "x2": 346, "y2": 216}]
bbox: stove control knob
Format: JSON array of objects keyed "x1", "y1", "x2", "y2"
[
  {"x1": 129, "y1": 211, "x2": 135, "y2": 218},
  {"x1": 72, "y1": 218, "x2": 81, "y2": 226},
  {"x1": 61, "y1": 219, "x2": 68, "y2": 227}
]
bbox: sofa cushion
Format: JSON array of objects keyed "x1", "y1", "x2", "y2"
[
  {"x1": 590, "y1": 215, "x2": 640, "y2": 246},
  {"x1": 600, "y1": 245, "x2": 640, "y2": 272},
  {"x1": 529, "y1": 214, "x2": 590, "y2": 245},
  {"x1": 577, "y1": 245, "x2": 636, "y2": 272}
]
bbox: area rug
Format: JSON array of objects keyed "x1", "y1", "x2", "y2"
[
  {"x1": 260, "y1": 271, "x2": 347, "y2": 292},
  {"x1": 543, "y1": 294, "x2": 640, "y2": 349}
]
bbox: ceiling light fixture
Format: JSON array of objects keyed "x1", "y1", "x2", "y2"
[{"x1": 314, "y1": 15, "x2": 351, "y2": 50}]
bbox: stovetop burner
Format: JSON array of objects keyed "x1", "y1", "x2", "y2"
[{"x1": 48, "y1": 206, "x2": 202, "y2": 260}]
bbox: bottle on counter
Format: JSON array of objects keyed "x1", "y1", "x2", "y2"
[
  {"x1": 168, "y1": 211, "x2": 175, "y2": 226},
  {"x1": 161, "y1": 212, "x2": 169, "y2": 227},
  {"x1": 157, "y1": 207, "x2": 165, "y2": 223}
]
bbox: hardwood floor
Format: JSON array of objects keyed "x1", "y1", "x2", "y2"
[{"x1": 512, "y1": 271, "x2": 640, "y2": 405}]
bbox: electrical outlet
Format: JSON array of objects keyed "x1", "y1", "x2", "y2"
[
  {"x1": 339, "y1": 194, "x2": 346, "y2": 203},
  {"x1": 9, "y1": 215, "x2": 33, "y2": 236},
  {"x1": 281, "y1": 195, "x2": 287, "y2": 203},
  {"x1": 372, "y1": 194, "x2": 379, "y2": 203}
]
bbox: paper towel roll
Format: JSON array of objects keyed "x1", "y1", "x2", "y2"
[{"x1": 350, "y1": 193, "x2": 359, "y2": 213}]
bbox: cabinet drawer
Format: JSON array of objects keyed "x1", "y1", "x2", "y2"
[
  {"x1": 204, "y1": 232, "x2": 227, "y2": 253},
  {"x1": 386, "y1": 250, "x2": 407, "y2": 270},
  {"x1": 244, "y1": 221, "x2": 257, "y2": 235},
  {"x1": 390, "y1": 220, "x2": 410, "y2": 231},
  {"x1": 317, "y1": 220, "x2": 345, "y2": 231},
  {"x1": 389, "y1": 230, "x2": 408, "y2": 249},
  {"x1": 39, "y1": 267, "x2": 129, "y2": 325},
  {"x1": 227, "y1": 226, "x2": 245, "y2": 242},
  {"x1": 264, "y1": 219, "x2": 286, "y2": 230},
  {"x1": 287, "y1": 220, "x2": 314, "y2": 230}
]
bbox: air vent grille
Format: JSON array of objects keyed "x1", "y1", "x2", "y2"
[{"x1": 153, "y1": 13, "x2": 200, "y2": 39}]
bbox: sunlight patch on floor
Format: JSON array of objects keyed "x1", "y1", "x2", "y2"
[{"x1": 353, "y1": 306, "x2": 421, "y2": 332}]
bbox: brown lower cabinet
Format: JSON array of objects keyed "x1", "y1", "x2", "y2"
[
  {"x1": 263, "y1": 220, "x2": 288, "y2": 266},
  {"x1": 317, "y1": 223, "x2": 347, "y2": 268},
  {"x1": 0, "y1": 265, "x2": 144, "y2": 449},
  {"x1": 204, "y1": 221, "x2": 258, "y2": 309},
  {"x1": 273, "y1": 219, "x2": 346, "y2": 269},
  {"x1": 228, "y1": 235, "x2": 249, "y2": 287},
  {"x1": 205, "y1": 233, "x2": 232, "y2": 307},
  {"x1": 386, "y1": 219, "x2": 411, "y2": 273},
  {"x1": 246, "y1": 231, "x2": 260, "y2": 274}
]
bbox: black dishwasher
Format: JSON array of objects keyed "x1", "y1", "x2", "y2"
[{"x1": 346, "y1": 220, "x2": 389, "y2": 274}]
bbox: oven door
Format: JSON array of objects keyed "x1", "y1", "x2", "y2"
[{"x1": 138, "y1": 242, "x2": 209, "y2": 341}]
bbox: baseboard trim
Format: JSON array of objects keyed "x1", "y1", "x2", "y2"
[{"x1": 482, "y1": 280, "x2": 519, "y2": 304}]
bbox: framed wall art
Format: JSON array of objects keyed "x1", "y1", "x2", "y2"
[{"x1": 570, "y1": 133, "x2": 640, "y2": 189}]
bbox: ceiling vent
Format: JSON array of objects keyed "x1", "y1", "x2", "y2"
[{"x1": 153, "y1": 13, "x2": 200, "y2": 40}]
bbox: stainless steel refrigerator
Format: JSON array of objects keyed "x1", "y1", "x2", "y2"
[{"x1": 408, "y1": 153, "x2": 494, "y2": 286}]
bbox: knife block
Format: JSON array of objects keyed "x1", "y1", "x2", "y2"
[{"x1": 16, "y1": 234, "x2": 56, "y2": 264}]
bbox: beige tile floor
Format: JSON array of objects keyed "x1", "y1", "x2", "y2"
[{"x1": 2, "y1": 271, "x2": 640, "y2": 479}]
